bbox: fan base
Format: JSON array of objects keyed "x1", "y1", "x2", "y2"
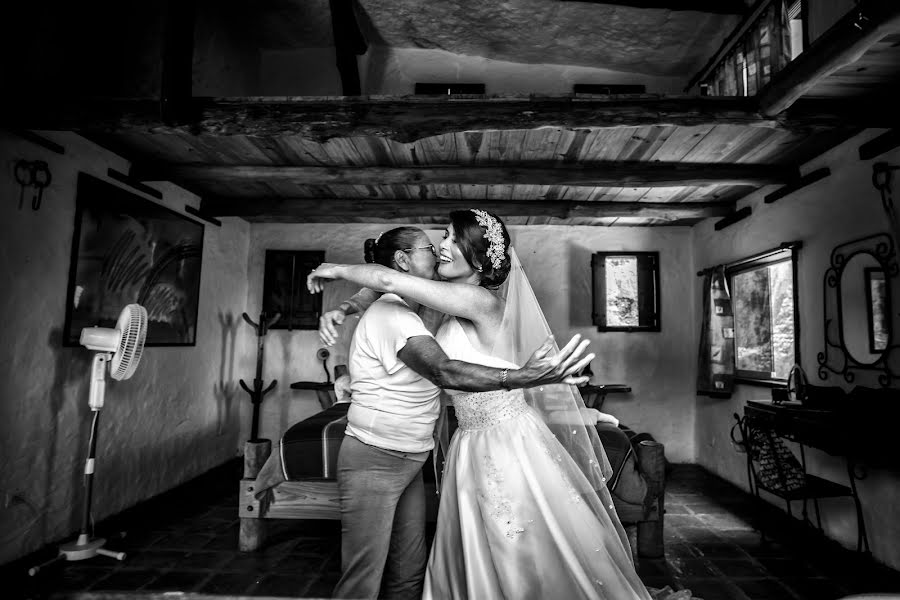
[
  {"x1": 28, "y1": 536, "x2": 125, "y2": 576},
  {"x1": 61, "y1": 534, "x2": 126, "y2": 562}
]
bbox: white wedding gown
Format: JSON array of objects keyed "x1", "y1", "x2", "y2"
[{"x1": 422, "y1": 317, "x2": 667, "y2": 600}]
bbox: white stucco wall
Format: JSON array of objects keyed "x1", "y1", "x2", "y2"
[
  {"x1": 0, "y1": 131, "x2": 251, "y2": 564},
  {"x1": 360, "y1": 46, "x2": 686, "y2": 95},
  {"x1": 247, "y1": 223, "x2": 697, "y2": 462},
  {"x1": 691, "y1": 130, "x2": 900, "y2": 570}
]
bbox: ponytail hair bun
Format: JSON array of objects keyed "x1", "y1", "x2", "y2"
[{"x1": 364, "y1": 238, "x2": 377, "y2": 263}]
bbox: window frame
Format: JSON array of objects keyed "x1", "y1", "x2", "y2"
[
  {"x1": 726, "y1": 246, "x2": 800, "y2": 387},
  {"x1": 591, "y1": 251, "x2": 661, "y2": 333},
  {"x1": 262, "y1": 249, "x2": 325, "y2": 331}
]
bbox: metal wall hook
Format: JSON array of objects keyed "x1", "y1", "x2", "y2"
[{"x1": 12, "y1": 159, "x2": 52, "y2": 211}]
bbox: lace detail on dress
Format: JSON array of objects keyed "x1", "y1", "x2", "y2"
[
  {"x1": 453, "y1": 389, "x2": 527, "y2": 431},
  {"x1": 479, "y1": 455, "x2": 525, "y2": 540}
]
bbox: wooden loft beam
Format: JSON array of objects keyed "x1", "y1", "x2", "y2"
[
  {"x1": 758, "y1": 0, "x2": 900, "y2": 116},
  {"x1": 329, "y1": 0, "x2": 367, "y2": 96},
  {"x1": 4, "y1": 96, "x2": 892, "y2": 143},
  {"x1": 201, "y1": 198, "x2": 735, "y2": 221},
  {"x1": 559, "y1": 0, "x2": 746, "y2": 14},
  {"x1": 133, "y1": 162, "x2": 797, "y2": 188}
]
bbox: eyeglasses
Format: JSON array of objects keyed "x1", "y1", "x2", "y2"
[{"x1": 402, "y1": 244, "x2": 436, "y2": 257}]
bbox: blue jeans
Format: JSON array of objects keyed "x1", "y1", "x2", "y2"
[{"x1": 332, "y1": 435, "x2": 428, "y2": 600}]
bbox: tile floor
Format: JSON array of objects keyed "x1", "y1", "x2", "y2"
[{"x1": 6, "y1": 463, "x2": 900, "y2": 599}]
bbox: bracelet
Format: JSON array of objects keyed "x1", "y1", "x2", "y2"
[{"x1": 500, "y1": 368, "x2": 510, "y2": 390}]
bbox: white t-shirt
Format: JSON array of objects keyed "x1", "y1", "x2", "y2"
[{"x1": 346, "y1": 294, "x2": 442, "y2": 453}]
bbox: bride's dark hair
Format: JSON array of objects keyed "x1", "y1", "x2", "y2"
[
  {"x1": 448, "y1": 209, "x2": 512, "y2": 289},
  {"x1": 364, "y1": 227, "x2": 426, "y2": 268}
]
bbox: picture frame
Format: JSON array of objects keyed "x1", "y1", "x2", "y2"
[{"x1": 63, "y1": 172, "x2": 205, "y2": 346}]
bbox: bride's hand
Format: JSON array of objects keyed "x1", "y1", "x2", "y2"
[
  {"x1": 319, "y1": 308, "x2": 346, "y2": 346},
  {"x1": 513, "y1": 334, "x2": 595, "y2": 388},
  {"x1": 307, "y1": 263, "x2": 341, "y2": 294},
  {"x1": 582, "y1": 408, "x2": 620, "y2": 427}
]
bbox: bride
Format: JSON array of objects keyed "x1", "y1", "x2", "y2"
[{"x1": 308, "y1": 209, "x2": 689, "y2": 600}]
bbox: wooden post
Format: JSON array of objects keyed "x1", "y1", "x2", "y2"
[
  {"x1": 636, "y1": 440, "x2": 666, "y2": 558},
  {"x1": 239, "y1": 439, "x2": 272, "y2": 552}
]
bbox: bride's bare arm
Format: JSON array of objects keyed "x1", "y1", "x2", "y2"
[{"x1": 309, "y1": 263, "x2": 501, "y2": 325}]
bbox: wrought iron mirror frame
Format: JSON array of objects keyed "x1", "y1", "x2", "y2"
[{"x1": 818, "y1": 232, "x2": 899, "y2": 387}]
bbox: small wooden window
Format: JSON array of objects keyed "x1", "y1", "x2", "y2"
[
  {"x1": 591, "y1": 252, "x2": 660, "y2": 332},
  {"x1": 262, "y1": 250, "x2": 324, "y2": 330}
]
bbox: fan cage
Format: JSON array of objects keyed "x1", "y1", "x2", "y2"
[{"x1": 111, "y1": 304, "x2": 148, "y2": 381}]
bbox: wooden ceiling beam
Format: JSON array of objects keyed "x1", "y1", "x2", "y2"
[
  {"x1": 559, "y1": 0, "x2": 747, "y2": 15},
  {"x1": 4, "y1": 96, "x2": 893, "y2": 143},
  {"x1": 134, "y1": 162, "x2": 796, "y2": 188},
  {"x1": 200, "y1": 198, "x2": 736, "y2": 221},
  {"x1": 758, "y1": 0, "x2": 900, "y2": 116}
]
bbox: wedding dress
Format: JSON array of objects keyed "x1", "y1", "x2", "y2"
[
  {"x1": 423, "y1": 315, "x2": 654, "y2": 600},
  {"x1": 422, "y1": 248, "x2": 694, "y2": 600}
]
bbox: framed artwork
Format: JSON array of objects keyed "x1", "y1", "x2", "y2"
[
  {"x1": 63, "y1": 172, "x2": 205, "y2": 346},
  {"x1": 262, "y1": 250, "x2": 325, "y2": 330}
]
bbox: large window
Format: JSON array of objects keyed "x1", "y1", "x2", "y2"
[
  {"x1": 591, "y1": 252, "x2": 660, "y2": 332},
  {"x1": 728, "y1": 247, "x2": 798, "y2": 383}
]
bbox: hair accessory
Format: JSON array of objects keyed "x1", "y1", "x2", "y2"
[
  {"x1": 470, "y1": 208, "x2": 505, "y2": 270},
  {"x1": 374, "y1": 231, "x2": 384, "y2": 245}
]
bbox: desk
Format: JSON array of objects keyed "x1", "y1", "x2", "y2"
[{"x1": 744, "y1": 399, "x2": 898, "y2": 468}]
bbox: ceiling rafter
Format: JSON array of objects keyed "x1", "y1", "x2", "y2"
[
  {"x1": 132, "y1": 162, "x2": 798, "y2": 188},
  {"x1": 200, "y1": 197, "x2": 736, "y2": 222}
]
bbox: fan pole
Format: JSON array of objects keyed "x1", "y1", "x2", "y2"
[
  {"x1": 29, "y1": 355, "x2": 125, "y2": 576},
  {"x1": 80, "y1": 410, "x2": 101, "y2": 539}
]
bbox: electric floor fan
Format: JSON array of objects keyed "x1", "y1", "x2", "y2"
[{"x1": 30, "y1": 304, "x2": 148, "y2": 576}]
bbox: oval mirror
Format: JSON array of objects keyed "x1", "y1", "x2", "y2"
[{"x1": 840, "y1": 253, "x2": 890, "y2": 365}]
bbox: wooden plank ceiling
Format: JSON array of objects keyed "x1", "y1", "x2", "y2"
[{"x1": 71, "y1": 96, "x2": 860, "y2": 227}]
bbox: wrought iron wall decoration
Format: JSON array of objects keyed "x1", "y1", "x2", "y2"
[{"x1": 818, "y1": 233, "x2": 899, "y2": 387}]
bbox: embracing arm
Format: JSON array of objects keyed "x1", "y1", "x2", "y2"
[
  {"x1": 319, "y1": 287, "x2": 383, "y2": 346},
  {"x1": 341, "y1": 287, "x2": 382, "y2": 315},
  {"x1": 310, "y1": 263, "x2": 498, "y2": 324},
  {"x1": 397, "y1": 334, "x2": 594, "y2": 392}
]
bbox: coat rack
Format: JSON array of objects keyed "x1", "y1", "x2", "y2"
[{"x1": 240, "y1": 311, "x2": 280, "y2": 442}]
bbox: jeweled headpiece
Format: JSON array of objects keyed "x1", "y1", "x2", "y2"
[{"x1": 470, "y1": 208, "x2": 505, "y2": 270}]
